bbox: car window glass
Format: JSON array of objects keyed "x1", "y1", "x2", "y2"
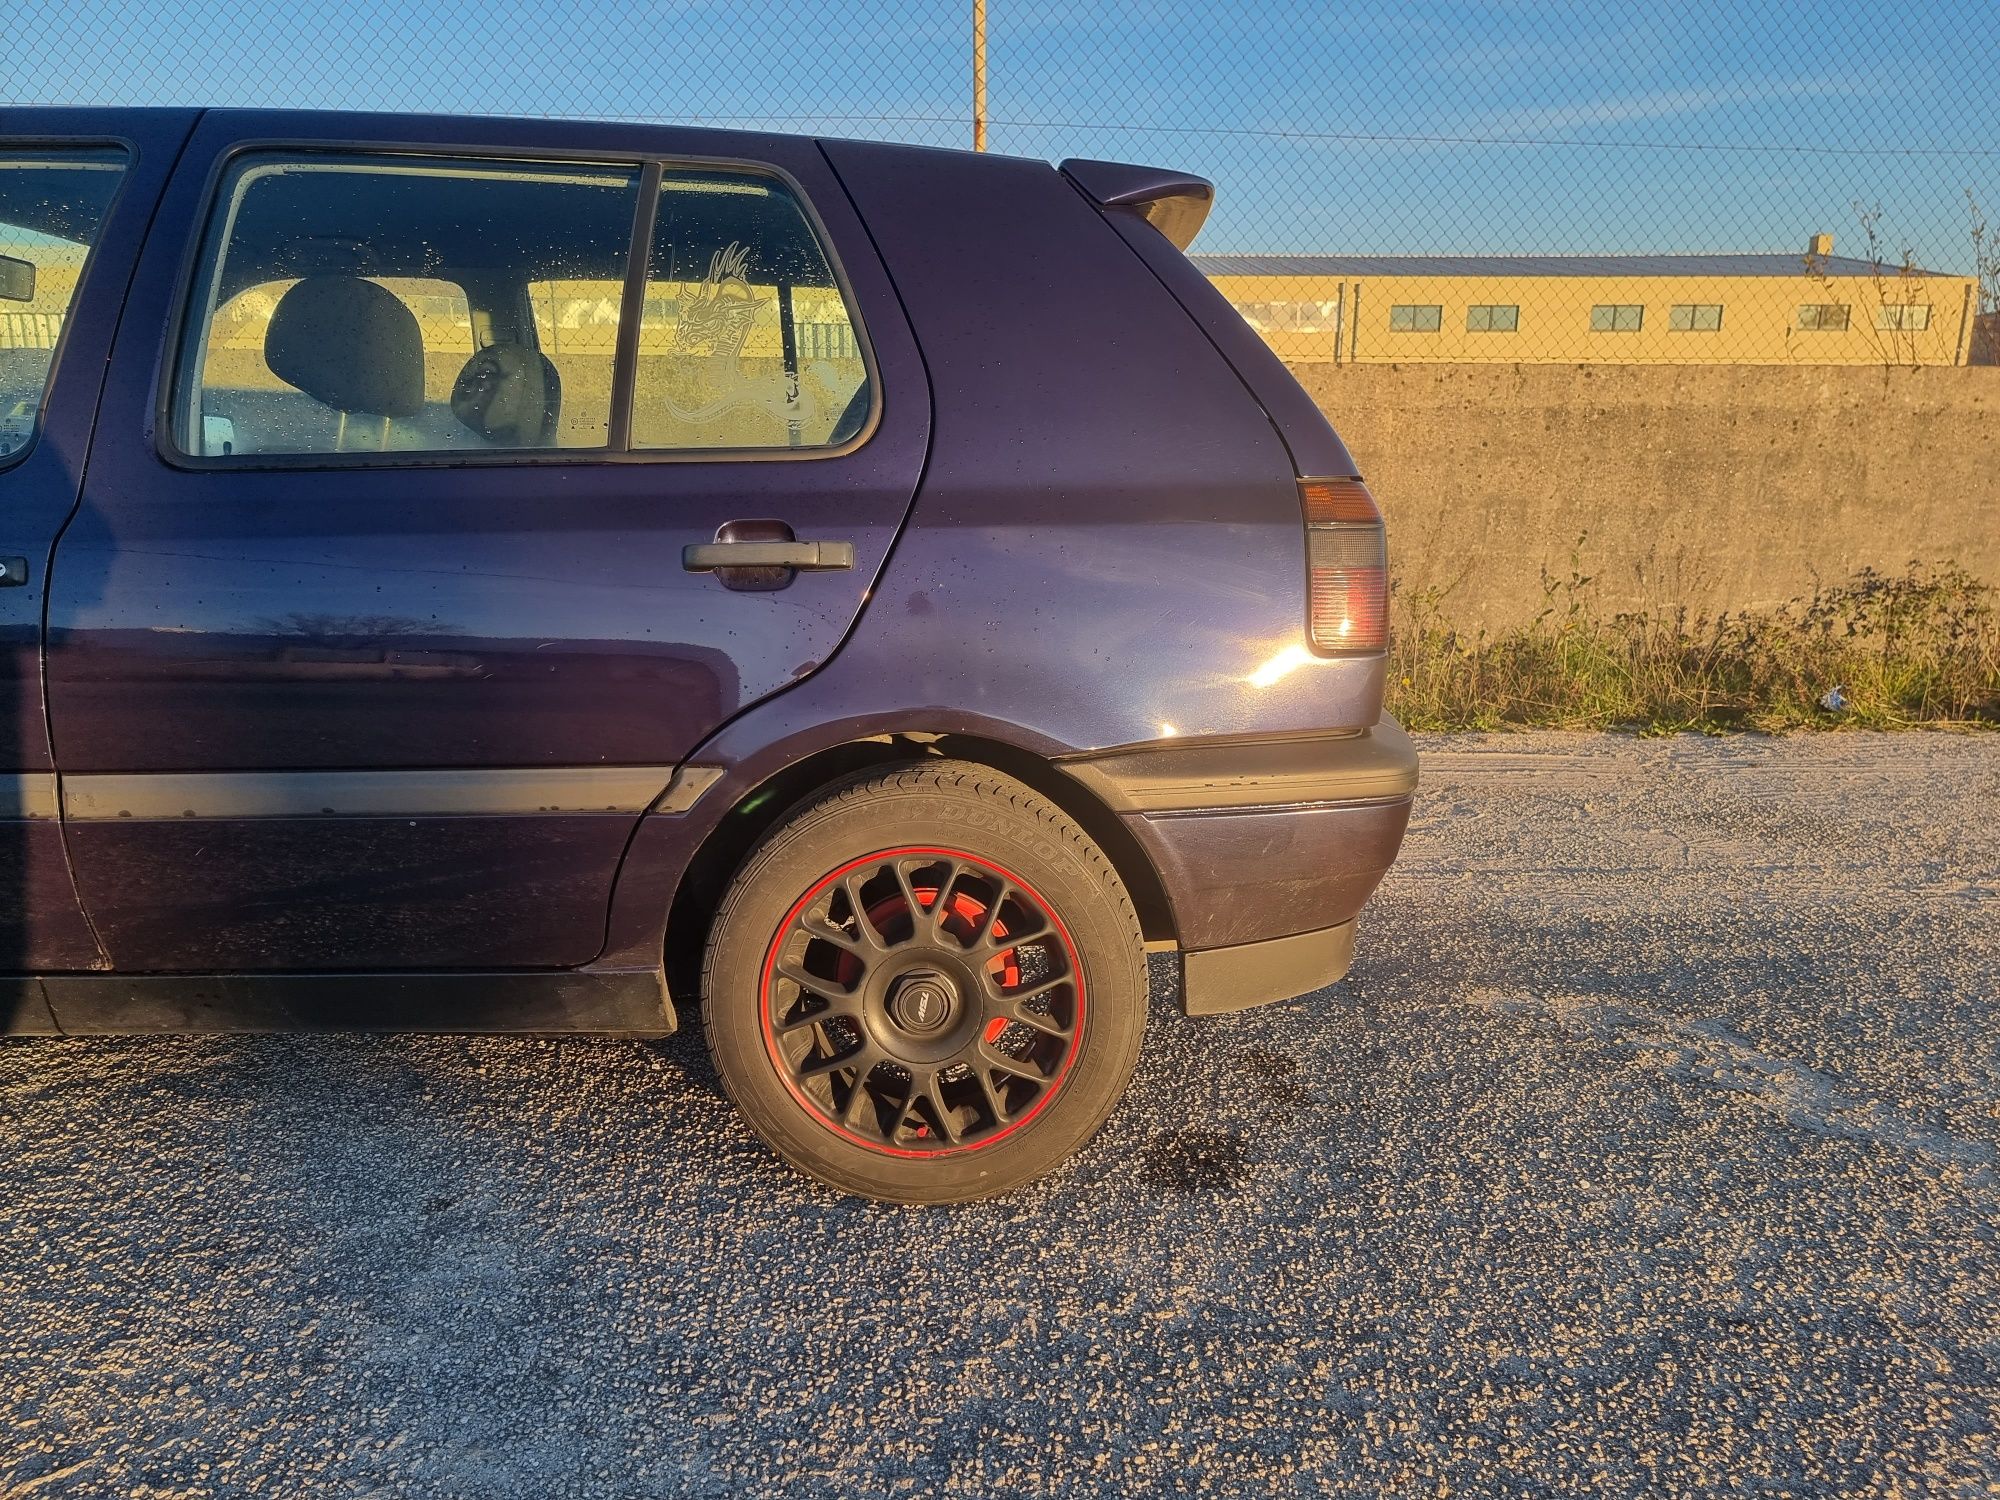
[
  {"x1": 527, "y1": 277, "x2": 623, "y2": 448},
  {"x1": 631, "y1": 171, "x2": 870, "y2": 452},
  {"x1": 0, "y1": 147, "x2": 126, "y2": 464},
  {"x1": 196, "y1": 275, "x2": 476, "y2": 455},
  {"x1": 175, "y1": 155, "x2": 642, "y2": 459}
]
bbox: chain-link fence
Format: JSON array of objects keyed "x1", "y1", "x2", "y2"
[{"x1": 6, "y1": 0, "x2": 1997, "y2": 368}]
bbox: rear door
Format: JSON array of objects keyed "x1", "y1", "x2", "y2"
[
  {"x1": 44, "y1": 111, "x2": 928, "y2": 972},
  {"x1": 0, "y1": 109, "x2": 193, "y2": 989}
]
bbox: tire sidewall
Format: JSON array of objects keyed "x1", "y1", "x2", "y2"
[{"x1": 704, "y1": 774, "x2": 1145, "y2": 1203}]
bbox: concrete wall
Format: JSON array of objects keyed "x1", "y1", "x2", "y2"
[{"x1": 1293, "y1": 361, "x2": 2000, "y2": 631}]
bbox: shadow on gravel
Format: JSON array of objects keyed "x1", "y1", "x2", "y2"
[{"x1": 636, "y1": 1025, "x2": 724, "y2": 1099}]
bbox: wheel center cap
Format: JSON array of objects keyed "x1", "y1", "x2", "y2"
[{"x1": 889, "y1": 971, "x2": 958, "y2": 1035}]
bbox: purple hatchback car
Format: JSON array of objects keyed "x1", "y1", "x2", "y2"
[{"x1": 0, "y1": 109, "x2": 1415, "y2": 1201}]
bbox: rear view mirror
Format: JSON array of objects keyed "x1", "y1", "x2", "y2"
[{"x1": 0, "y1": 255, "x2": 34, "y2": 303}]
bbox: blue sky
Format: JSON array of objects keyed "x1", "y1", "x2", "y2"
[{"x1": 4, "y1": 0, "x2": 1997, "y2": 269}]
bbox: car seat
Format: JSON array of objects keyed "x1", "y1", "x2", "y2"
[
  {"x1": 451, "y1": 343, "x2": 562, "y2": 448},
  {"x1": 264, "y1": 275, "x2": 425, "y2": 450}
]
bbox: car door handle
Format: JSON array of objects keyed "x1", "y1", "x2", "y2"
[
  {"x1": 682, "y1": 540, "x2": 855, "y2": 572},
  {"x1": 0, "y1": 556, "x2": 26, "y2": 588}
]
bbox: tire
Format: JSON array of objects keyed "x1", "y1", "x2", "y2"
[{"x1": 701, "y1": 759, "x2": 1147, "y2": 1203}]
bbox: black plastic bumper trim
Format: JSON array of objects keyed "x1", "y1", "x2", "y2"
[
  {"x1": 1180, "y1": 920, "x2": 1356, "y2": 1016},
  {"x1": 1058, "y1": 717, "x2": 1417, "y2": 814}
]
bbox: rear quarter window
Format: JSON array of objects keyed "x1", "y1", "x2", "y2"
[{"x1": 631, "y1": 170, "x2": 871, "y2": 452}]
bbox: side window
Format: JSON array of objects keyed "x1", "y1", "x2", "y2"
[
  {"x1": 0, "y1": 147, "x2": 126, "y2": 464},
  {"x1": 631, "y1": 170, "x2": 871, "y2": 452},
  {"x1": 174, "y1": 155, "x2": 642, "y2": 459}
]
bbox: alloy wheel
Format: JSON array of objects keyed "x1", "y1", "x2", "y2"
[{"x1": 759, "y1": 847, "x2": 1086, "y2": 1156}]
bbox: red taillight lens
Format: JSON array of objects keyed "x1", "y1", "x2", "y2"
[{"x1": 1300, "y1": 478, "x2": 1387, "y2": 655}]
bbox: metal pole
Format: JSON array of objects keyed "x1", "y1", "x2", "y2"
[{"x1": 972, "y1": 0, "x2": 988, "y2": 151}]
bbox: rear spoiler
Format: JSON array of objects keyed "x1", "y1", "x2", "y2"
[{"x1": 1059, "y1": 159, "x2": 1214, "y2": 251}]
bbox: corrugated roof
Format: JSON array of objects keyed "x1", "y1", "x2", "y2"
[{"x1": 1190, "y1": 252, "x2": 1953, "y2": 279}]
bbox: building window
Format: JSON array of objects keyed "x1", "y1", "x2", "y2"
[
  {"x1": 1389, "y1": 304, "x2": 1442, "y2": 332},
  {"x1": 1231, "y1": 299, "x2": 1341, "y2": 334},
  {"x1": 1876, "y1": 303, "x2": 1931, "y2": 331},
  {"x1": 1669, "y1": 303, "x2": 1724, "y2": 332},
  {"x1": 1590, "y1": 304, "x2": 1644, "y2": 333},
  {"x1": 1797, "y1": 304, "x2": 1851, "y2": 332},
  {"x1": 1465, "y1": 304, "x2": 1519, "y2": 332}
]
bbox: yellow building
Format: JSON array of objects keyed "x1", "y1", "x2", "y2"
[{"x1": 1197, "y1": 236, "x2": 1980, "y2": 366}]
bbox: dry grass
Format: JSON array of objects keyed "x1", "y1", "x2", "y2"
[{"x1": 1387, "y1": 560, "x2": 2000, "y2": 732}]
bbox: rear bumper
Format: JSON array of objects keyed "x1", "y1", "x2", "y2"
[
  {"x1": 1059, "y1": 716, "x2": 1417, "y2": 1013},
  {"x1": 1181, "y1": 920, "x2": 1357, "y2": 1016}
]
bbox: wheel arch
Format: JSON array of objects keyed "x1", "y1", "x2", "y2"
[{"x1": 662, "y1": 732, "x2": 1176, "y2": 1008}]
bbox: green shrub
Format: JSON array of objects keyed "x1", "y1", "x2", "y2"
[{"x1": 1387, "y1": 560, "x2": 2000, "y2": 732}]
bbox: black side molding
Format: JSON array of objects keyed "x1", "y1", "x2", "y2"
[
  {"x1": 20, "y1": 969, "x2": 676, "y2": 1037},
  {"x1": 1060, "y1": 158, "x2": 1215, "y2": 250}
]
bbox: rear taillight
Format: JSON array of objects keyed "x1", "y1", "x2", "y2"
[{"x1": 1299, "y1": 477, "x2": 1387, "y2": 655}]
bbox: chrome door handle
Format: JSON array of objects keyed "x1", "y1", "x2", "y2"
[{"x1": 682, "y1": 540, "x2": 855, "y2": 572}]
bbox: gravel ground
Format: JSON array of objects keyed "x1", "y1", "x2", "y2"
[{"x1": 3, "y1": 732, "x2": 1997, "y2": 1499}]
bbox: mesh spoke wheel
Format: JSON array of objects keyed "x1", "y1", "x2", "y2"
[
  {"x1": 704, "y1": 761, "x2": 1145, "y2": 1202},
  {"x1": 760, "y1": 848, "x2": 1085, "y2": 1156}
]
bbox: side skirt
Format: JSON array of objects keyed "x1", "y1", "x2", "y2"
[{"x1": 4, "y1": 969, "x2": 676, "y2": 1038}]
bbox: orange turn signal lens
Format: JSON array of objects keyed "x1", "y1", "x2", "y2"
[{"x1": 1299, "y1": 477, "x2": 1383, "y2": 526}]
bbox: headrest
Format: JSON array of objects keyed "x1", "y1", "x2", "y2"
[
  {"x1": 265, "y1": 276, "x2": 424, "y2": 419},
  {"x1": 451, "y1": 344, "x2": 562, "y2": 448}
]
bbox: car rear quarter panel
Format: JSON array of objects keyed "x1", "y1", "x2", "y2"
[
  {"x1": 802, "y1": 139, "x2": 1387, "y2": 748},
  {"x1": 602, "y1": 141, "x2": 1398, "y2": 969}
]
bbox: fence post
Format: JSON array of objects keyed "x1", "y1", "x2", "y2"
[{"x1": 972, "y1": 0, "x2": 988, "y2": 151}]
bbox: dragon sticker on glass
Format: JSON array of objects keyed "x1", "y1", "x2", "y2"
[{"x1": 674, "y1": 242, "x2": 762, "y2": 366}]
